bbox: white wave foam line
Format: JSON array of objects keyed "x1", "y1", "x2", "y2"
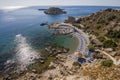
[{"x1": 15, "y1": 34, "x2": 40, "y2": 71}]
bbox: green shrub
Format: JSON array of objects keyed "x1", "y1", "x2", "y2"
[
  {"x1": 103, "y1": 40, "x2": 117, "y2": 48},
  {"x1": 97, "y1": 36, "x2": 106, "y2": 42},
  {"x1": 73, "y1": 62, "x2": 81, "y2": 66},
  {"x1": 106, "y1": 30, "x2": 120, "y2": 38},
  {"x1": 9, "y1": 72, "x2": 19, "y2": 79},
  {"x1": 96, "y1": 25, "x2": 101, "y2": 29},
  {"x1": 73, "y1": 23, "x2": 81, "y2": 28},
  {"x1": 0, "y1": 78, "x2": 3, "y2": 80},
  {"x1": 89, "y1": 36, "x2": 92, "y2": 40},
  {"x1": 117, "y1": 18, "x2": 120, "y2": 21},
  {"x1": 105, "y1": 8, "x2": 113, "y2": 12},
  {"x1": 101, "y1": 59, "x2": 113, "y2": 67},
  {"x1": 94, "y1": 32, "x2": 99, "y2": 36},
  {"x1": 97, "y1": 20, "x2": 106, "y2": 24},
  {"x1": 88, "y1": 45, "x2": 95, "y2": 52},
  {"x1": 28, "y1": 57, "x2": 55, "y2": 73},
  {"x1": 107, "y1": 15, "x2": 116, "y2": 21}
]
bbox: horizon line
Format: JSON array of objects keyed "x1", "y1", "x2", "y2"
[
  {"x1": 0, "y1": 5, "x2": 120, "y2": 10},
  {"x1": 1, "y1": 4, "x2": 120, "y2": 7}
]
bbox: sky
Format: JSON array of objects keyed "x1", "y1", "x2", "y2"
[{"x1": 0, "y1": 0, "x2": 120, "y2": 8}]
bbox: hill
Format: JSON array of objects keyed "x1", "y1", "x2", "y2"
[
  {"x1": 44, "y1": 7, "x2": 66, "y2": 15},
  {"x1": 74, "y1": 8, "x2": 120, "y2": 51}
]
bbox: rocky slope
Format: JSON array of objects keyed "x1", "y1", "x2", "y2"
[
  {"x1": 16, "y1": 54, "x2": 120, "y2": 80},
  {"x1": 72, "y1": 8, "x2": 120, "y2": 51}
]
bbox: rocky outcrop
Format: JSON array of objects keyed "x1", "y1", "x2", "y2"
[
  {"x1": 64, "y1": 16, "x2": 76, "y2": 23},
  {"x1": 45, "y1": 45, "x2": 69, "y2": 56},
  {"x1": 44, "y1": 7, "x2": 66, "y2": 15}
]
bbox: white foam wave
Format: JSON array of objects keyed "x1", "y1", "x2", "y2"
[{"x1": 15, "y1": 34, "x2": 40, "y2": 71}]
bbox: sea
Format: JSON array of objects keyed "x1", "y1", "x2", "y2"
[{"x1": 0, "y1": 6, "x2": 120, "y2": 73}]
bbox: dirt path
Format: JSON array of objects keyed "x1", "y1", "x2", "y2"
[{"x1": 96, "y1": 49, "x2": 120, "y2": 65}]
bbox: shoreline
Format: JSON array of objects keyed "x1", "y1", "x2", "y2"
[{"x1": 53, "y1": 23, "x2": 90, "y2": 55}]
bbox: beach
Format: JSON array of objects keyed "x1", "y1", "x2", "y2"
[{"x1": 53, "y1": 23, "x2": 89, "y2": 55}]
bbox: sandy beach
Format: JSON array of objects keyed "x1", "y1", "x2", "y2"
[{"x1": 55, "y1": 23, "x2": 90, "y2": 55}]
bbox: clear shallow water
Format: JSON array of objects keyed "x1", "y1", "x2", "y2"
[{"x1": 0, "y1": 6, "x2": 120, "y2": 71}]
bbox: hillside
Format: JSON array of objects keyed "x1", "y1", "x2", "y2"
[{"x1": 74, "y1": 8, "x2": 120, "y2": 51}]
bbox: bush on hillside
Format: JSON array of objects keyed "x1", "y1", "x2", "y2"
[
  {"x1": 72, "y1": 62, "x2": 81, "y2": 66},
  {"x1": 103, "y1": 40, "x2": 117, "y2": 48},
  {"x1": 88, "y1": 45, "x2": 95, "y2": 52},
  {"x1": 107, "y1": 15, "x2": 117, "y2": 21},
  {"x1": 101, "y1": 59, "x2": 113, "y2": 67},
  {"x1": 106, "y1": 30, "x2": 120, "y2": 38},
  {"x1": 97, "y1": 20, "x2": 106, "y2": 24},
  {"x1": 97, "y1": 36, "x2": 106, "y2": 42}
]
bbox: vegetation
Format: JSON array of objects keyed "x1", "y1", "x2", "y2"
[
  {"x1": 107, "y1": 15, "x2": 116, "y2": 21},
  {"x1": 105, "y1": 8, "x2": 113, "y2": 12},
  {"x1": 88, "y1": 45, "x2": 95, "y2": 52},
  {"x1": 75, "y1": 8, "x2": 120, "y2": 54},
  {"x1": 96, "y1": 25, "x2": 101, "y2": 30},
  {"x1": 0, "y1": 78, "x2": 3, "y2": 80},
  {"x1": 97, "y1": 20, "x2": 106, "y2": 24},
  {"x1": 118, "y1": 18, "x2": 120, "y2": 21},
  {"x1": 44, "y1": 7, "x2": 66, "y2": 15},
  {"x1": 106, "y1": 29, "x2": 120, "y2": 38},
  {"x1": 83, "y1": 62, "x2": 120, "y2": 80},
  {"x1": 73, "y1": 23, "x2": 81, "y2": 28},
  {"x1": 72, "y1": 62, "x2": 81, "y2": 66},
  {"x1": 103, "y1": 40, "x2": 117, "y2": 48},
  {"x1": 101, "y1": 60, "x2": 113, "y2": 67},
  {"x1": 73, "y1": 8, "x2": 120, "y2": 79},
  {"x1": 78, "y1": 8, "x2": 120, "y2": 40},
  {"x1": 97, "y1": 36, "x2": 106, "y2": 42},
  {"x1": 27, "y1": 44, "x2": 69, "y2": 74},
  {"x1": 89, "y1": 36, "x2": 92, "y2": 40},
  {"x1": 28, "y1": 56, "x2": 55, "y2": 74}
]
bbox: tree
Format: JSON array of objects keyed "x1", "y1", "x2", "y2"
[
  {"x1": 88, "y1": 45, "x2": 95, "y2": 52},
  {"x1": 103, "y1": 40, "x2": 117, "y2": 48},
  {"x1": 97, "y1": 36, "x2": 106, "y2": 42},
  {"x1": 107, "y1": 15, "x2": 116, "y2": 21},
  {"x1": 106, "y1": 30, "x2": 120, "y2": 38},
  {"x1": 101, "y1": 59, "x2": 113, "y2": 67},
  {"x1": 72, "y1": 62, "x2": 81, "y2": 67},
  {"x1": 97, "y1": 20, "x2": 106, "y2": 24}
]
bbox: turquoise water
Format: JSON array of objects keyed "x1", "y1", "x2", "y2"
[{"x1": 0, "y1": 6, "x2": 120, "y2": 71}]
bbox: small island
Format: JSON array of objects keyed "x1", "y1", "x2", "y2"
[{"x1": 44, "y1": 7, "x2": 66, "y2": 15}]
